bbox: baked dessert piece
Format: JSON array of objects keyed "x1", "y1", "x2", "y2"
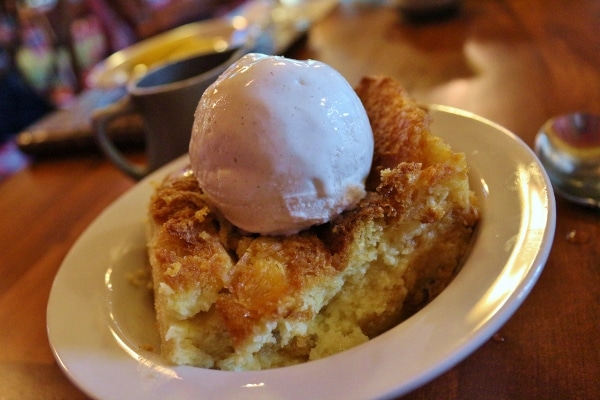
[{"x1": 146, "y1": 76, "x2": 480, "y2": 371}]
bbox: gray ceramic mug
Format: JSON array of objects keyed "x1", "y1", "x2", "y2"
[{"x1": 93, "y1": 46, "x2": 246, "y2": 180}]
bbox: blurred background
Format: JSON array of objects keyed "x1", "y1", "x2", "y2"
[{"x1": 0, "y1": 0, "x2": 243, "y2": 144}]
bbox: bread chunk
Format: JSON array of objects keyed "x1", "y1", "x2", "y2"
[{"x1": 146, "y1": 76, "x2": 480, "y2": 370}]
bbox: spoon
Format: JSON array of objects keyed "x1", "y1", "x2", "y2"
[{"x1": 534, "y1": 113, "x2": 600, "y2": 208}]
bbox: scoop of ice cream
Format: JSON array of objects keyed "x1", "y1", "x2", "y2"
[{"x1": 189, "y1": 53, "x2": 374, "y2": 235}]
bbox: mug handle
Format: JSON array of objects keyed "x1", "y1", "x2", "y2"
[{"x1": 92, "y1": 96, "x2": 148, "y2": 180}]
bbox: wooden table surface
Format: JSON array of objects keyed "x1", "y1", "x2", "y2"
[{"x1": 1, "y1": 0, "x2": 599, "y2": 398}]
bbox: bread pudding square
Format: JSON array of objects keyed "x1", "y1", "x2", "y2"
[{"x1": 147, "y1": 76, "x2": 479, "y2": 370}]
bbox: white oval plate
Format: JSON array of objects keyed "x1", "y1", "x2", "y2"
[{"x1": 47, "y1": 106, "x2": 556, "y2": 400}]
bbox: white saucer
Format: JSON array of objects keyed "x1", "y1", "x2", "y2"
[
  {"x1": 47, "y1": 106, "x2": 556, "y2": 399},
  {"x1": 87, "y1": 17, "x2": 255, "y2": 88}
]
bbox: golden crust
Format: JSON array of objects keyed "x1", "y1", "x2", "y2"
[{"x1": 147, "y1": 75, "x2": 480, "y2": 370}]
